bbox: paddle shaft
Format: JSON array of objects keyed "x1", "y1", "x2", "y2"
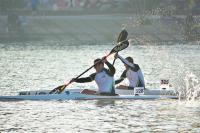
[
  {"x1": 112, "y1": 29, "x2": 128, "y2": 65},
  {"x1": 112, "y1": 39, "x2": 128, "y2": 65},
  {"x1": 112, "y1": 52, "x2": 117, "y2": 65},
  {"x1": 73, "y1": 53, "x2": 111, "y2": 81}
]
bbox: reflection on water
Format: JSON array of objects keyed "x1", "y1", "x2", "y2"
[
  {"x1": 0, "y1": 41, "x2": 200, "y2": 132},
  {"x1": 95, "y1": 100, "x2": 115, "y2": 107}
]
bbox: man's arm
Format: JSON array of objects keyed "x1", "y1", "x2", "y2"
[
  {"x1": 105, "y1": 61, "x2": 115, "y2": 76},
  {"x1": 115, "y1": 70, "x2": 126, "y2": 84},
  {"x1": 117, "y1": 54, "x2": 140, "y2": 72},
  {"x1": 117, "y1": 55, "x2": 134, "y2": 68},
  {"x1": 73, "y1": 73, "x2": 95, "y2": 83}
]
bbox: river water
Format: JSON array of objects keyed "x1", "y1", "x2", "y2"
[{"x1": 0, "y1": 41, "x2": 200, "y2": 132}]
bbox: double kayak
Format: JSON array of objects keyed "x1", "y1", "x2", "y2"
[{"x1": 0, "y1": 88, "x2": 178, "y2": 101}]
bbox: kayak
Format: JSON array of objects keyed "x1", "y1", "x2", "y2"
[
  {"x1": 0, "y1": 88, "x2": 178, "y2": 101},
  {"x1": 0, "y1": 93, "x2": 178, "y2": 101}
]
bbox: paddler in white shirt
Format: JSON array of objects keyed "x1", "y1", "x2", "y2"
[
  {"x1": 114, "y1": 54, "x2": 145, "y2": 89},
  {"x1": 70, "y1": 57, "x2": 116, "y2": 95}
]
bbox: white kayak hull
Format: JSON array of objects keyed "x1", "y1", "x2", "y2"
[
  {"x1": 0, "y1": 88, "x2": 178, "y2": 101},
  {"x1": 0, "y1": 93, "x2": 178, "y2": 101}
]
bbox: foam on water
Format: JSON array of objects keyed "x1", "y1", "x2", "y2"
[{"x1": 177, "y1": 72, "x2": 200, "y2": 101}]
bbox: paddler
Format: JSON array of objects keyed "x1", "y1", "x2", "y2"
[
  {"x1": 114, "y1": 54, "x2": 145, "y2": 89},
  {"x1": 70, "y1": 57, "x2": 116, "y2": 95}
]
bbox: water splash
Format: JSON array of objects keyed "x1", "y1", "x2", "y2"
[{"x1": 178, "y1": 72, "x2": 200, "y2": 101}]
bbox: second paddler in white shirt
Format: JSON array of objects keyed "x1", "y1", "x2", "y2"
[{"x1": 114, "y1": 54, "x2": 145, "y2": 90}]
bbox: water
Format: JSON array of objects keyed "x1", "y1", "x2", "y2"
[{"x1": 0, "y1": 41, "x2": 200, "y2": 132}]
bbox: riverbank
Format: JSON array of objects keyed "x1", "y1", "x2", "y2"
[{"x1": 0, "y1": 15, "x2": 187, "y2": 43}]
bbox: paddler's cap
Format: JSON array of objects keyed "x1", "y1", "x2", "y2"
[
  {"x1": 94, "y1": 58, "x2": 103, "y2": 67},
  {"x1": 125, "y1": 57, "x2": 133, "y2": 63}
]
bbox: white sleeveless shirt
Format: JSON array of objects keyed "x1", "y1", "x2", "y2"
[
  {"x1": 95, "y1": 69, "x2": 114, "y2": 93},
  {"x1": 118, "y1": 55, "x2": 145, "y2": 87},
  {"x1": 126, "y1": 68, "x2": 139, "y2": 87}
]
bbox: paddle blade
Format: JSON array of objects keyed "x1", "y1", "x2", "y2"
[
  {"x1": 110, "y1": 40, "x2": 129, "y2": 54},
  {"x1": 117, "y1": 29, "x2": 128, "y2": 43},
  {"x1": 49, "y1": 84, "x2": 66, "y2": 94}
]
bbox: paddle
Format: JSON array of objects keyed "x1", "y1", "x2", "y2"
[
  {"x1": 49, "y1": 40, "x2": 129, "y2": 94},
  {"x1": 112, "y1": 29, "x2": 128, "y2": 65}
]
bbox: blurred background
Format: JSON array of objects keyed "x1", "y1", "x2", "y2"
[{"x1": 0, "y1": 0, "x2": 200, "y2": 42}]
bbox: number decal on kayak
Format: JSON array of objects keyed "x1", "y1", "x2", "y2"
[{"x1": 134, "y1": 87, "x2": 144, "y2": 95}]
